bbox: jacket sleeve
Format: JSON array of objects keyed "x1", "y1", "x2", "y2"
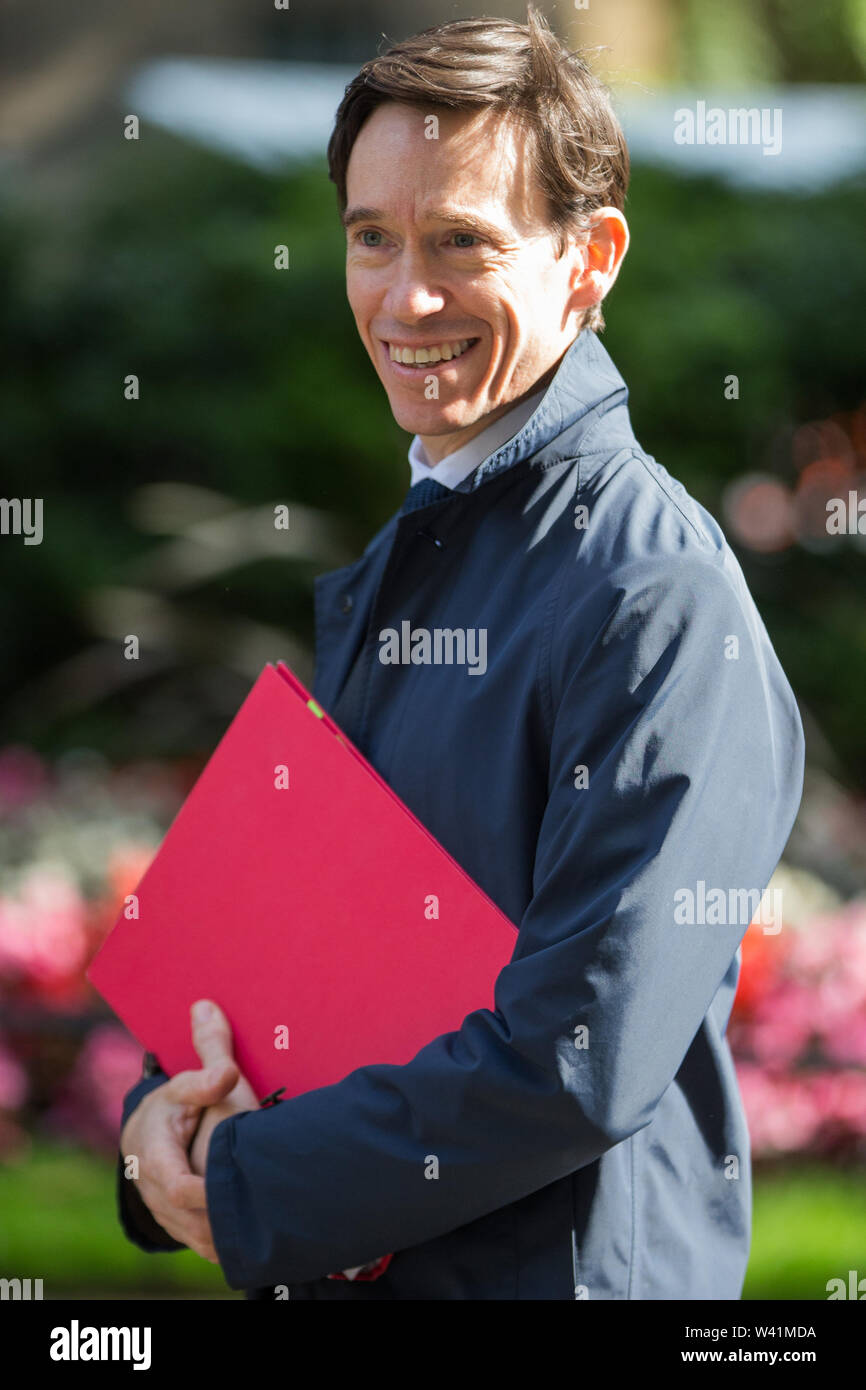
[
  {"x1": 205, "y1": 552, "x2": 805, "y2": 1289},
  {"x1": 116, "y1": 1060, "x2": 186, "y2": 1253}
]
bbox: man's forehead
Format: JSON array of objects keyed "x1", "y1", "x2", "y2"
[
  {"x1": 358, "y1": 100, "x2": 520, "y2": 142},
  {"x1": 346, "y1": 102, "x2": 544, "y2": 231}
]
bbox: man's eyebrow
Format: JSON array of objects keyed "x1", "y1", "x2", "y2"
[
  {"x1": 341, "y1": 206, "x2": 384, "y2": 229},
  {"x1": 432, "y1": 210, "x2": 508, "y2": 240},
  {"x1": 341, "y1": 206, "x2": 507, "y2": 240}
]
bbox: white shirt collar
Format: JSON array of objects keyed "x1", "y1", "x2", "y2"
[{"x1": 408, "y1": 387, "x2": 547, "y2": 490}]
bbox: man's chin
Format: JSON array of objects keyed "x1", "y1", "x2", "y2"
[{"x1": 385, "y1": 393, "x2": 480, "y2": 438}]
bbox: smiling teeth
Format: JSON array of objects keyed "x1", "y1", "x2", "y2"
[{"x1": 389, "y1": 339, "x2": 472, "y2": 364}]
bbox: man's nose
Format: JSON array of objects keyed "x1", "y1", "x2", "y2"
[{"x1": 383, "y1": 249, "x2": 446, "y2": 320}]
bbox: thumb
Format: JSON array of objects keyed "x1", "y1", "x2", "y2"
[{"x1": 190, "y1": 999, "x2": 235, "y2": 1070}]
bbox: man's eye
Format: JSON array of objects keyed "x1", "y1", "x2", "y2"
[
  {"x1": 452, "y1": 232, "x2": 479, "y2": 248},
  {"x1": 357, "y1": 229, "x2": 384, "y2": 247}
]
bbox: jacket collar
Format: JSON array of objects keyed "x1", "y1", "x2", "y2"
[
  {"x1": 407, "y1": 384, "x2": 547, "y2": 490},
  {"x1": 312, "y1": 332, "x2": 634, "y2": 710},
  {"x1": 459, "y1": 328, "x2": 634, "y2": 491}
]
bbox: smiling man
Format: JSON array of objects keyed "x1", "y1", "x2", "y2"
[
  {"x1": 117, "y1": 9, "x2": 804, "y2": 1300},
  {"x1": 341, "y1": 90, "x2": 626, "y2": 460}
]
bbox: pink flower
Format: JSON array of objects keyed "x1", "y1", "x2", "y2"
[
  {"x1": 792, "y1": 905, "x2": 866, "y2": 982},
  {"x1": 742, "y1": 980, "x2": 817, "y2": 1066},
  {"x1": 735, "y1": 1063, "x2": 824, "y2": 1154},
  {"x1": 0, "y1": 746, "x2": 50, "y2": 812},
  {"x1": 0, "y1": 1037, "x2": 28, "y2": 1110},
  {"x1": 0, "y1": 863, "x2": 89, "y2": 993},
  {"x1": 821, "y1": 1013, "x2": 866, "y2": 1067},
  {"x1": 735, "y1": 1062, "x2": 866, "y2": 1157},
  {"x1": 732, "y1": 902, "x2": 866, "y2": 1074},
  {"x1": 807, "y1": 1070, "x2": 866, "y2": 1140},
  {"x1": 45, "y1": 1024, "x2": 143, "y2": 1153}
]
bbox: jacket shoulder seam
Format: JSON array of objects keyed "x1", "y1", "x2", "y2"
[
  {"x1": 629, "y1": 450, "x2": 708, "y2": 545},
  {"x1": 538, "y1": 474, "x2": 585, "y2": 742}
]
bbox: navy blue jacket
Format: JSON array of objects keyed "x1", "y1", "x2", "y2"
[{"x1": 118, "y1": 328, "x2": 804, "y2": 1299}]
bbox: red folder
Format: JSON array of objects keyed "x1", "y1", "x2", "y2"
[{"x1": 86, "y1": 662, "x2": 518, "y2": 1101}]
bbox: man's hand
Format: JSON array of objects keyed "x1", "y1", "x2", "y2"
[
  {"x1": 187, "y1": 1000, "x2": 258, "y2": 1177},
  {"x1": 119, "y1": 1000, "x2": 256, "y2": 1263},
  {"x1": 119, "y1": 1050, "x2": 239, "y2": 1263}
]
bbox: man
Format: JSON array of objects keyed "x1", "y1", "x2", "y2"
[{"x1": 118, "y1": 9, "x2": 804, "y2": 1299}]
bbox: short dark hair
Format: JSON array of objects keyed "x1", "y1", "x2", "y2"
[{"x1": 327, "y1": 6, "x2": 629, "y2": 332}]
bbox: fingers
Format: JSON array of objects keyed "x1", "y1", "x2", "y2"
[
  {"x1": 148, "y1": 1201, "x2": 219, "y2": 1263},
  {"x1": 126, "y1": 1090, "x2": 222, "y2": 1265},
  {"x1": 136, "y1": 1151, "x2": 219, "y2": 1262},
  {"x1": 168, "y1": 1059, "x2": 239, "y2": 1109},
  {"x1": 167, "y1": 1173, "x2": 209, "y2": 1210},
  {"x1": 190, "y1": 999, "x2": 235, "y2": 1070}
]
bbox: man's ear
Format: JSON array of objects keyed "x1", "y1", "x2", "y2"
[{"x1": 569, "y1": 208, "x2": 629, "y2": 318}]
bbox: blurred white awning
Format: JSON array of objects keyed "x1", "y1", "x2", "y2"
[
  {"x1": 126, "y1": 58, "x2": 866, "y2": 190},
  {"x1": 126, "y1": 58, "x2": 357, "y2": 169}
]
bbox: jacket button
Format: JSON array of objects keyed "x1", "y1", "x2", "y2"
[{"x1": 340, "y1": 593, "x2": 354, "y2": 615}]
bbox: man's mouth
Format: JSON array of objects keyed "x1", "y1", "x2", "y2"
[{"x1": 384, "y1": 337, "x2": 481, "y2": 368}]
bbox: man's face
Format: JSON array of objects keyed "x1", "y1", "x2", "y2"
[{"x1": 343, "y1": 102, "x2": 586, "y2": 462}]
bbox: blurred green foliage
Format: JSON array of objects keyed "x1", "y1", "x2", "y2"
[
  {"x1": 671, "y1": 0, "x2": 866, "y2": 84},
  {"x1": 744, "y1": 1161, "x2": 866, "y2": 1299},
  {"x1": 0, "y1": 131, "x2": 864, "y2": 780},
  {"x1": 604, "y1": 165, "x2": 866, "y2": 785},
  {"x1": 0, "y1": 1144, "x2": 237, "y2": 1297},
  {"x1": 2, "y1": 1143, "x2": 863, "y2": 1298}
]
